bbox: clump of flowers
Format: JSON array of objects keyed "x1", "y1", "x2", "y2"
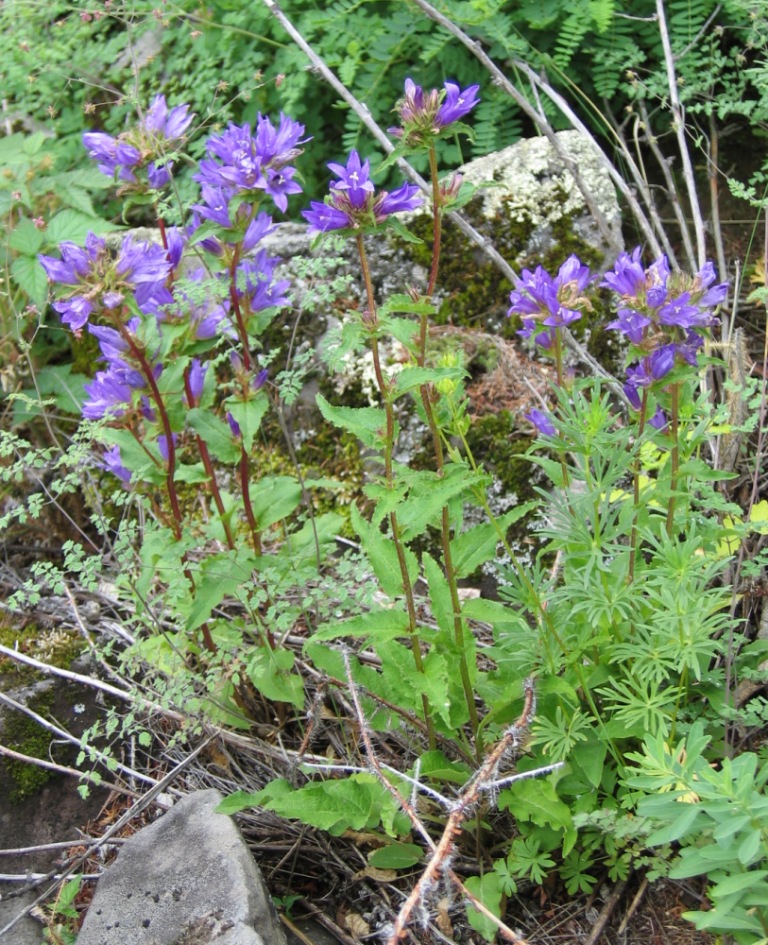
[
  {"x1": 302, "y1": 150, "x2": 422, "y2": 233},
  {"x1": 508, "y1": 255, "x2": 592, "y2": 350},
  {"x1": 389, "y1": 78, "x2": 480, "y2": 148},
  {"x1": 83, "y1": 94, "x2": 194, "y2": 190},
  {"x1": 194, "y1": 113, "x2": 307, "y2": 212},
  {"x1": 601, "y1": 250, "x2": 727, "y2": 412},
  {"x1": 38, "y1": 233, "x2": 172, "y2": 331}
]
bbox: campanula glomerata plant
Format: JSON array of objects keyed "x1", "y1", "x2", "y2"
[{"x1": 34, "y1": 78, "x2": 759, "y2": 944}]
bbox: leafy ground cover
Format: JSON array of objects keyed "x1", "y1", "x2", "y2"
[{"x1": 2, "y1": 3, "x2": 768, "y2": 945}]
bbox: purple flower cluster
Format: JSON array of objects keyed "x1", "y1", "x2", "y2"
[
  {"x1": 302, "y1": 150, "x2": 422, "y2": 233},
  {"x1": 508, "y1": 255, "x2": 592, "y2": 349},
  {"x1": 39, "y1": 234, "x2": 172, "y2": 332},
  {"x1": 601, "y1": 250, "x2": 727, "y2": 410},
  {"x1": 389, "y1": 78, "x2": 480, "y2": 146},
  {"x1": 83, "y1": 94, "x2": 194, "y2": 190},
  {"x1": 194, "y1": 113, "x2": 307, "y2": 212},
  {"x1": 82, "y1": 317, "x2": 148, "y2": 421}
]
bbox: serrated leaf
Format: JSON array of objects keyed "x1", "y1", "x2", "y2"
[
  {"x1": 316, "y1": 393, "x2": 390, "y2": 449},
  {"x1": 265, "y1": 774, "x2": 393, "y2": 835},
  {"x1": 451, "y1": 504, "x2": 538, "y2": 578},
  {"x1": 8, "y1": 218, "x2": 44, "y2": 255},
  {"x1": 249, "y1": 476, "x2": 302, "y2": 530},
  {"x1": 185, "y1": 549, "x2": 255, "y2": 631},
  {"x1": 500, "y1": 778, "x2": 573, "y2": 831},
  {"x1": 312, "y1": 608, "x2": 411, "y2": 643},
  {"x1": 397, "y1": 465, "x2": 477, "y2": 541},
  {"x1": 350, "y1": 503, "x2": 417, "y2": 597},
  {"x1": 394, "y1": 365, "x2": 465, "y2": 395},
  {"x1": 225, "y1": 394, "x2": 269, "y2": 452},
  {"x1": 45, "y1": 208, "x2": 118, "y2": 245},
  {"x1": 187, "y1": 408, "x2": 241, "y2": 463},
  {"x1": 11, "y1": 254, "x2": 49, "y2": 308}
]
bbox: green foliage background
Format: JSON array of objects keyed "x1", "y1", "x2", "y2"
[{"x1": 2, "y1": 0, "x2": 766, "y2": 211}]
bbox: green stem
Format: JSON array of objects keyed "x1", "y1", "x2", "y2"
[
  {"x1": 356, "y1": 234, "x2": 435, "y2": 748},
  {"x1": 666, "y1": 382, "x2": 680, "y2": 537},
  {"x1": 413, "y1": 149, "x2": 481, "y2": 749},
  {"x1": 183, "y1": 369, "x2": 236, "y2": 550},
  {"x1": 628, "y1": 389, "x2": 649, "y2": 584}
]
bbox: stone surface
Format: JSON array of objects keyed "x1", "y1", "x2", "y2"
[
  {"x1": 455, "y1": 130, "x2": 623, "y2": 262},
  {"x1": 76, "y1": 790, "x2": 287, "y2": 945}
]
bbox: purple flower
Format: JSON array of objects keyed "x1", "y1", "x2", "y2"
[
  {"x1": 327, "y1": 150, "x2": 375, "y2": 210},
  {"x1": 141, "y1": 94, "x2": 193, "y2": 141},
  {"x1": 158, "y1": 433, "x2": 178, "y2": 463},
  {"x1": 40, "y1": 233, "x2": 171, "y2": 331},
  {"x1": 657, "y1": 291, "x2": 704, "y2": 329},
  {"x1": 302, "y1": 150, "x2": 422, "y2": 233},
  {"x1": 100, "y1": 445, "x2": 132, "y2": 486},
  {"x1": 186, "y1": 358, "x2": 207, "y2": 407},
  {"x1": 648, "y1": 407, "x2": 668, "y2": 431},
  {"x1": 600, "y1": 248, "x2": 646, "y2": 297},
  {"x1": 82, "y1": 368, "x2": 133, "y2": 420},
  {"x1": 509, "y1": 255, "x2": 591, "y2": 343},
  {"x1": 195, "y1": 114, "x2": 306, "y2": 210},
  {"x1": 606, "y1": 308, "x2": 651, "y2": 345},
  {"x1": 82, "y1": 132, "x2": 141, "y2": 182},
  {"x1": 525, "y1": 408, "x2": 556, "y2": 436},
  {"x1": 236, "y1": 252, "x2": 291, "y2": 312},
  {"x1": 437, "y1": 82, "x2": 481, "y2": 125},
  {"x1": 226, "y1": 412, "x2": 241, "y2": 439},
  {"x1": 83, "y1": 96, "x2": 193, "y2": 191},
  {"x1": 390, "y1": 78, "x2": 480, "y2": 143}
]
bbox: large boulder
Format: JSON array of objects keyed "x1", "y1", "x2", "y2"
[{"x1": 76, "y1": 789, "x2": 286, "y2": 945}]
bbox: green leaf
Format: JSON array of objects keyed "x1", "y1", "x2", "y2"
[
  {"x1": 265, "y1": 774, "x2": 397, "y2": 835},
  {"x1": 216, "y1": 790, "x2": 269, "y2": 815},
  {"x1": 571, "y1": 733, "x2": 607, "y2": 789},
  {"x1": 311, "y1": 608, "x2": 412, "y2": 643},
  {"x1": 187, "y1": 408, "x2": 241, "y2": 463},
  {"x1": 393, "y1": 365, "x2": 465, "y2": 395},
  {"x1": 423, "y1": 552, "x2": 453, "y2": 635},
  {"x1": 378, "y1": 294, "x2": 435, "y2": 316},
  {"x1": 246, "y1": 648, "x2": 304, "y2": 708},
  {"x1": 500, "y1": 778, "x2": 573, "y2": 832},
  {"x1": 368, "y1": 842, "x2": 424, "y2": 869},
  {"x1": 710, "y1": 870, "x2": 768, "y2": 898},
  {"x1": 185, "y1": 549, "x2": 255, "y2": 631},
  {"x1": 451, "y1": 504, "x2": 538, "y2": 578},
  {"x1": 45, "y1": 208, "x2": 118, "y2": 245},
  {"x1": 11, "y1": 255, "x2": 49, "y2": 308},
  {"x1": 8, "y1": 218, "x2": 44, "y2": 255},
  {"x1": 397, "y1": 465, "x2": 477, "y2": 541},
  {"x1": 646, "y1": 802, "x2": 702, "y2": 845},
  {"x1": 385, "y1": 215, "x2": 423, "y2": 244},
  {"x1": 417, "y1": 749, "x2": 472, "y2": 785},
  {"x1": 249, "y1": 476, "x2": 302, "y2": 530},
  {"x1": 316, "y1": 394, "x2": 391, "y2": 449},
  {"x1": 464, "y1": 871, "x2": 505, "y2": 942},
  {"x1": 350, "y1": 503, "x2": 418, "y2": 598},
  {"x1": 225, "y1": 394, "x2": 269, "y2": 452}
]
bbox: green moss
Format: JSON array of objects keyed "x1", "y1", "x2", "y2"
[
  {"x1": 3, "y1": 686, "x2": 56, "y2": 802},
  {"x1": 0, "y1": 618, "x2": 84, "y2": 680},
  {"x1": 397, "y1": 188, "x2": 614, "y2": 352}
]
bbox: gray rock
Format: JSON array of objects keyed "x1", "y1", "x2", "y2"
[
  {"x1": 76, "y1": 789, "x2": 286, "y2": 945},
  {"x1": 454, "y1": 130, "x2": 623, "y2": 262}
]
